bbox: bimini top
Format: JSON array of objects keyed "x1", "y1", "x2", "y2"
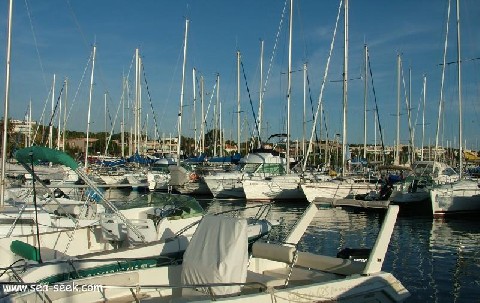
[{"x1": 14, "y1": 146, "x2": 79, "y2": 171}]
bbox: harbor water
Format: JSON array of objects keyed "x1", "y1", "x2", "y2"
[{"x1": 108, "y1": 189, "x2": 480, "y2": 303}]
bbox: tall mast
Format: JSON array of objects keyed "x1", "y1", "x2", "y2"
[
  {"x1": 456, "y1": 0, "x2": 463, "y2": 178},
  {"x1": 214, "y1": 74, "x2": 220, "y2": 157},
  {"x1": 176, "y1": 18, "x2": 189, "y2": 166},
  {"x1": 363, "y1": 44, "x2": 368, "y2": 160},
  {"x1": 104, "y1": 92, "x2": 107, "y2": 150},
  {"x1": 303, "y1": 63, "x2": 307, "y2": 160},
  {"x1": 192, "y1": 68, "x2": 197, "y2": 153},
  {"x1": 395, "y1": 54, "x2": 401, "y2": 165},
  {"x1": 121, "y1": 75, "x2": 125, "y2": 158},
  {"x1": 28, "y1": 99, "x2": 32, "y2": 147},
  {"x1": 341, "y1": 0, "x2": 349, "y2": 176},
  {"x1": 62, "y1": 79, "x2": 68, "y2": 151},
  {"x1": 1, "y1": 0, "x2": 13, "y2": 207},
  {"x1": 49, "y1": 74, "x2": 55, "y2": 148},
  {"x1": 85, "y1": 45, "x2": 96, "y2": 170},
  {"x1": 258, "y1": 40, "x2": 264, "y2": 148},
  {"x1": 220, "y1": 101, "x2": 223, "y2": 157},
  {"x1": 286, "y1": 0, "x2": 293, "y2": 174},
  {"x1": 237, "y1": 51, "x2": 241, "y2": 154},
  {"x1": 201, "y1": 75, "x2": 205, "y2": 153},
  {"x1": 56, "y1": 83, "x2": 62, "y2": 150},
  {"x1": 421, "y1": 75, "x2": 427, "y2": 161},
  {"x1": 134, "y1": 48, "x2": 140, "y2": 153}
]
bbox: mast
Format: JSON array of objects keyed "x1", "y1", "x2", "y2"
[
  {"x1": 220, "y1": 101, "x2": 223, "y2": 157},
  {"x1": 341, "y1": 0, "x2": 349, "y2": 176},
  {"x1": 456, "y1": 0, "x2": 463, "y2": 178},
  {"x1": 395, "y1": 54, "x2": 401, "y2": 165},
  {"x1": 104, "y1": 92, "x2": 107, "y2": 150},
  {"x1": 303, "y1": 63, "x2": 307, "y2": 160},
  {"x1": 286, "y1": 0, "x2": 293, "y2": 174},
  {"x1": 1, "y1": 0, "x2": 13, "y2": 207},
  {"x1": 49, "y1": 74, "x2": 55, "y2": 149},
  {"x1": 134, "y1": 48, "x2": 139, "y2": 153},
  {"x1": 192, "y1": 68, "x2": 197, "y2": 154},
  {"x1": 363, "y1": 44, "x2": 368, "y2": 160},
  {"x1": 85, "y1": 45, "x2": 96, "y2": 170},
  {"x1": 28, "y1": 99, "x2": 32, "y2": 147},
  {"x1": 435, "y1": 0, "x2": 451, "y2": 162},
  {"x1": 201, "y1": 75, "x2": 205, "y2": 153},
  {"x1": 237, "y1": 51, "x2": 241, "y2": 154},
  {"x1": 62, "y1": 79, "x2": 68, "y2": 151},
  {"x1": 121, "y1": 75, "x2": 125, "y2": 158},
  {"x1": 56, "y1": 82, "x2": 62, "y2": 150},
  {"x1": 258, "y1": 40, "x2": 264, "y2": 148},
  {"x1": 421, "y1": 75, "x2": 426, "y2": 161},
  {"x1": 176, "y1": 18, "x2": 189, "y2": 166},
  {"x1": 214, "y1": 74, "x2": 220, "y2": 157}
]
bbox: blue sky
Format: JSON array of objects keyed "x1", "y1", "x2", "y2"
[{"x1": 1, "y1": 0, "x2": 479, "y2": 149}]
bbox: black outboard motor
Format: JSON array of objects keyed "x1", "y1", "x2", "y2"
[
  {"x1": 53, "y1": 188, "x2": 65, "y2": 198},
  {"x1": 337, "y1": 248, "x2": 371, "y2": 263}
]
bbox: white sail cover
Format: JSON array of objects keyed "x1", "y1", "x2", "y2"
[{"x1": 181, "y1": 215, "x2": 248, "y2": 296}]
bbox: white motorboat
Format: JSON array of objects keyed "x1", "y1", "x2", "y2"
[{"x1": 2, "y1": 204, "x2": 409, "y2": 302}]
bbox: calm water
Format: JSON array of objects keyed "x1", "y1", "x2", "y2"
[{"x1": 110, "y1": 189, "x2": 480, "y2": 303}]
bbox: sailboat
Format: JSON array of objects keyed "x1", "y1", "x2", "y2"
[
  {"x1": 429, "y1": 0, "x2": 480, "y2": 217},
  {"x1": 300, "y1": 0, "x2": 383, "y2": 205},
  {"x1": 241, "y1": 0, "x2": 310, "y2": 202}
]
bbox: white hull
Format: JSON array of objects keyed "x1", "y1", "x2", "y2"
[
  {"x1": 98, "y1": 174, "x2": 128, "y2": 185},
  {"x1": 301, "y1": 180, "x2": 378, "y2": 203},
  {"x1": 203, "y1": 172, "x2": 245, "y2": 198},
  {"x1": 242, "y1": 175, "x2": 305, "y2": 201},
  {"x1": 430, "y1": 179, "x2": 480, "y2": 217}
]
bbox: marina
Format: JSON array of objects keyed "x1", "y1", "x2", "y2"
[{"x1": 1, "y1": 0, "x2": 480, "y2": 302}]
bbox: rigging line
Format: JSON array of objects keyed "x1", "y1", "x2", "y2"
[
  {"x1": 400, "y1": 63, "x2": 415, "y2": 157},
  {"x1": 32, "y1": 86, "x2": 52, "y2": 145},
  {"x1": 24, "y1": 0, "x2": 48, "y2": 92},
  {"x1": 261, "y1": 0, "x2": 288, "y2": 102},
  {"x1": 198, "y1": 81, "x2": 217, "y2": 145},
  {"x1": 141, "y1": 60, "x2": 161, "y2": 141},
  {"x1": 306, "y1": 72, "x2": 323, "y2": 148},
  {"x1": 41, "y1": 81, "x2": 66, "y2": 146},
  {"x1": 367, "y1": 52, "x2": 386, "y2": 164},
  {"x1": 240, "y1": 60, "x2": 260, "y2": 143},
  {"x1": 166, "y1": 38, "x2": 185, "y2": 136},
  {"x1": 65, "y1": 0, "x2": 90, "y2": 52},
  {"x1": 103, "y1": 54, "x2": 135, "y2": 157},
  {"x1": 412, "y1": 83, "x2": 426, "y2": 144},
  {"x1": 302, "y1": 0, "x2": 342, "y2": 172},
  {"x1": 65, "y1": 53, "x2": 93, "y2": 128},
  {"x1": 435, "y1": 0, "x2": 451, "y2": 162}
]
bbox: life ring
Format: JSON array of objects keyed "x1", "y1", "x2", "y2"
[{"x1": 189, "y1": 172, "x2": 199, "y2": 181}]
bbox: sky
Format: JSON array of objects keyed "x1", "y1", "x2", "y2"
[{"x1": 1, "y1": 0, "x2": 479, "y2": 150}]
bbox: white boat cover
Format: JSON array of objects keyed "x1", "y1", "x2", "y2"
[{"x1": 181, "y1": 215, "x2": 248, "y2": 296}]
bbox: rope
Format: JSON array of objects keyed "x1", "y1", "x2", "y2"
[
  {"x1": 240, "y1": 60, "x2": 260, "y2": 143},
  {"x1": 261, "y1": 0, "x2": 289, "y2": 102},
  {"x1": 141, "y1": 60, "x2": 161, "y2": 141},
  {"x1": 24, "y1": 0, "x2": 48, "y2": 92},
  {"x1": 302, "y1": 0, "x2": 343, "y2": 172},
  {"x1": 367, "y1": 52, "x2": 386, "y2": 163},
  {"x1": 41, "y1": 81, "x2": 66, "y2": 146}
]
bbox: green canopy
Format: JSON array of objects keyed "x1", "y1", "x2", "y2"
[{"x1": 14, "y1": 146, "x2": 79, "y2": 170}]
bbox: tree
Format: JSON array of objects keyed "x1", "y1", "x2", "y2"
[{"x1": 0, "y1": 118, "x2": 16, "y2": 157}]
